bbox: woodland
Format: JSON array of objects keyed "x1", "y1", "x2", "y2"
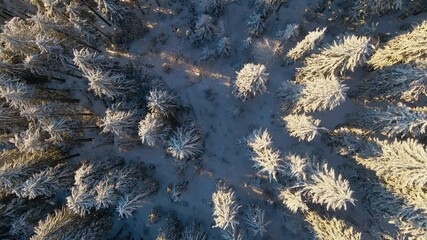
[{"x1": 0, "y1": 0, "x2": 426, "y2": 239}]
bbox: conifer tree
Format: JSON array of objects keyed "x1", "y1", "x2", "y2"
[
  {"x1": 212, "y1": 184, "x2": 240, "y2": 230},
  {"x1": 287, "y1": 27, "x2": 327, "y2": 61},
  {"x1": 283, "y1": 114, "x2": 325, "y2": 142},
  {"x1": 296, "y1": 35, "x2": 373, "y2": 82},
  {"x1": 234, "y1": 63, "x2": 269, "y2": 101},
  {"x1": 368, "y1": 21, "x2": 427, "y2": 69}
]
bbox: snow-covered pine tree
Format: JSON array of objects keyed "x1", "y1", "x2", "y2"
[
  {"x1": 252, "y1": 38, "x2": 283, "y2": 65},
  {"x1": 247, "y1": 13, "x2": 265, "y2": 37},
  {"x1": 234, "y1": 63, "x2": 269, "y2": 101},
  {"x1": 286, "y1": 27, "x2": 327, "y2": 61},
  {"x1": 0, "y1": 102, "x2": 26, "y2": 133},
  {"x1": 348, "y1": 103, "x2": 427, "y2": 138},
  {"x1": 10, "y1": 123, "x2": 48, "y2": 154},
  {"x1": 279, "y1": 189, "x2": 309, "y2": 213},
  {"x1": 276, "y1": 23, "x2": 299, "y2": 47},
  {"x1": 277, "y1": 80, "x2": 303, "y2": 111},
  {"x1": 138, "y1": 113, "x2": 170, "y2": 147},
  {"x1": 283, "y1": 114, "x2": 325, "y2": 142},
  {"x1": 216, "y1": 37, "x2": 232, "y2": 58},
  {"x1": 295, "y1": 75, "x2": 348, "y2": 112},
  {"x1": 182, "y1": 220, "x2": 208, "y2": 240},
  {"x1": 368, "y1": 21, "x2": 427, "y2": 69},
  {"x1": 355, "y1": 139, "x2": 427, "y2": 201},
  {"x1": 304, "y1": 164, "x2": 355, "y2": 211},
  {"x1": 146, "y1": 89, "x2": 180, "y2": 117},
  {"x1": 245, "y1": 128, "x2": 287, "y2": 181},
  {"x1": 200, "y1": 0, "x2": 224, "y2": 16},
  {"x1": 167, "y1": 123, "x2": 204, "y2": 160},
  {"x1": 156, "y1": 212, "x2": 183, "y2": 240},
  {"x1": 66, "y1": 184, "x2": 97, "y2": 216},
  {"x1": 84, "y1": 68, "x2": 134, "y2": 99},
  {"x1": 353, "y1": 64, "x2": 427, "y2": 102},
  {"x1": 73, "y1": 48, "x2": 116, "y2": 73},
  {"x1": 191, "y1": 14, "x2": 216, "y2": 45},
  {"x1": 304, "y1": 211, "x2": 362, "y2": 240},
  {"x1": 13, "y1": 164, "x2": 73, "y2": 199},
  {"x1": 0, "y1": 74, "x2": 36, "y2": 108},
  {"x1": 31, "y1": 208, "x2": 112, "y2": 240},
  {"x1": 245, "y1": 128, "x2": 272, "y2": 153},
  {"x1": 284, "y1": 153, "x2": 313, "y2": 183},
  {"x1": 98, "y1": 103, "x2": 142, "y2": 137},
  {"x1": 116, "y1": 191, "x2": 148, "y2": 218},
  {"x1": 244, "y1": 203, "x2": 270, "y2": 237},
  {"x1": 352, "y1": 0, "x2": 402, "y2": 20},
  {"x1": 296, "y1": 35, "x2": 374, "y2": 82},
  {"x1": 212, "y1": 183, "x2": 240, "y2": 230}
]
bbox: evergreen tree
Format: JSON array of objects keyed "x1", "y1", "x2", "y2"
[
  {"x1": 286, "y1": 27, "x2": 327, "y2": 61},
  {"x1": 212, "y1": 184, "x2": 240, "y2": 230},
  {"x1": 368, "y1": 21, "x2": 427, "y2": 69},
  {"x1": 167, "y1": 123, "x2": 204, "y2": 160},
  {"x1": 191, "y1": 14, "x2": 216, "y2": 45},
  {"x1": 138, "y1": 113, "x2": 170, "y2": 147},
  {"x1": 296, "y1": 35, "x2": 373, "y2": 82},
  {"x1": 244, "y1": 203, "x2": 270, "y2": 237},
  {"x1": 234, "y1": 63, "x2": 269, "y2": 101},
  {"x1": 295, "y1": 75, "x2": 348, "y2": 112},
  {"x1": 353, "y1": 64, "x2": 427, "y2": 102},
  {"x1": 283, "y1": 114, "x2": 325, "y2": 142}
]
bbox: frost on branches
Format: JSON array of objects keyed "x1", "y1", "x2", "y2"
[
  {"x1": 191, "y1": 14, "x2": 216, "y2": 45},
  {"x1": 98, "y1": 103, "x2": 142, "y2": 137},
  {"x1": 296, "y1": 35, "x2": 374, "y2": 82},
  {"x1": 279, "y1": 189, "x2": 309, "y2": 213},
  {"x1": 352, "y1": 0, "x2": 402, "y2": 20},
  {"x1": 368, "y1": 21, "x2": 427, "y2": 69},
  {"x1": 348, "y1": 104, "x2": 427, "y2": 138},
  {"x1": 286, "y1": 27, "x2": 327, "y2": 61},
  {"x1": 212, "y1": 184, "x2": 240, "y2": 230},
  {"x1": 283, "y1": 114, "x2": 324, "y2": 142},
  {"x1": 147, "y1": 89, "x2": 180, "y2": 117},
  {"x1": 305, "y1": 164, "x2": 355, "y2": 211},
  {"x1": 277, "y1": 81, "x2": 303, "y2": 112},
  {"x1": 167, "y1": 123, "x2": 204, "y2": 160},
  {"x1": 138, "y1": 113, "x2": 171, "y2": 147},
  {"x1": 234, "y1": 63, "x2": 269, "y2": 101},
  {"x1": 247, "y1": 13, "x2": 265, "y2": 37},
  {"x1": 245, "y1": 128, "x2": 287, "y2": 182},
  {"x1": 295, "y1": 75, "x2": 349, "y2": 112},
  {"x1": 244, "y1": 203, "x2": 270, "y2": 237},
  {"x1": 304, "y1": 211, "x2": 362, "y2": 240},
  {"x1": 353, "y1": 64, "x2": 427, "y2": 102}
]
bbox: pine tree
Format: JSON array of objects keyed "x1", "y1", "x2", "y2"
[
  {"x1": 368, "y1": 21, "x2": 427, "y2": 69},
  {"x1": 244, "y1": 203, "x2": 270, "y2": 237},
  {"x1": 247, "y1": 13, "x2": 265, "y2": 37},
  {"x1": 279, "y1": 189, "x2": 309, "y2": 213},
  {"x1": 0, "y1": 74, "x2": 36, "y2": 108},
  {"x1": 277, "y1": 80, "x2": 303, "y2": 111},
  {"x1": 84, "y1": 68, "x2": 134, "y2": 99},
  {"x1": 283, "y1": 114, "x2": 325, "y2": 142},
  {"x1": 355, "y1": 138, "x2": 427, "y2": 195},
  {"x1": 182, "y1": 220, "x2": 208, "y2": 240},
  {"x1": 216, "y1": 37, "x2": 232, "y2": 58},
  {"x1": 304, "y1": 211, "x2": 362, "y2": 240},
  {"x1": 304, "y1": 164, "x2": 355, "y2": 211},
  {"x1": 276, "y1": 23, "x2": 299, "y2": 47},
  {"x1": 245, "y1": 128, "x2": 287, "y2": 181},
  {"x1": 348, "y1": 104, "x2": 427, "y2": 138},
  {"x1": 353, "y1": 64, "x2": 427, "y2": 102},
  {"x1": 200, "y1": 0, "x2": 224, "y2": 16},
  {"x1": 252, "y1": 38, "x2": 283, "y2": 65},
  {"x1": 10, "y1": 123, "x2": 48, "y2": 154},
  {"x1": 191, "y1": 14, "x2": 216, "y2": 45},
  {"x1": 66, "y1": 184, "x2": 96, "y2": 216},
  {"x1": 147, "y1": 89, "x2": 180, "y2": 117},
  {"x1": 14, "y1": 164, "x2": 73, "y2": 199},
  {"x1": 212, "y1": 184, "x2": 240, "y2": 230},
  {"x1": 167, "y1": 123, "x2": 204, "y2": 160},
  {"x1": 116, "y1": 191, "x2": 147, "y2": 218},
  {"x1": 352, "y1": 0, "x2": 402, "y2": 20},
  {"x1": 295, "y1": 75, "x2": 348, "y2": 112},
  {"x1": 234, "y1": 63, "x2": 269, "y2": 101},
  {"x1": 156, "y1": 212, "x2": 182, "y2": 240},
  {"x1": 138, "y1": 113, "x2": 170, "y2": 147},
  {"x1": 0, "y1": 102, "x2": 26, "y2": 133},
  {"x1": 98, "y1": 103, "x2": 142, "y2": 137},
  {"x1": 296, "y1": 35, "x2": 374, "y2": 82},
  {"x1": 286, "y1": 27, "x2": 327, "y2": 61}
]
